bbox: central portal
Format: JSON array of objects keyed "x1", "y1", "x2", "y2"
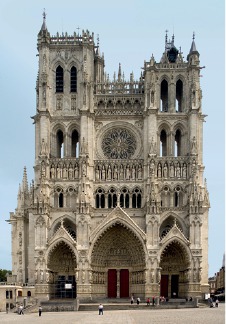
[{"x1": 108, "y1": 269, "x2": 129, "y2": 298}]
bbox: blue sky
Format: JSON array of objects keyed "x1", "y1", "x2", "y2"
[{"x1": 0, "y1": 0, "x2": 224, "y2": 277}]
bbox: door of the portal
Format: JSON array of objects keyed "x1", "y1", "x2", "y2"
[
  {"x1": 160, "y1": 275, "x2": 169, "y2": 297},
  {"x1": 171, "y1": 274, "x2": 179, "y2": 298},
  {"x1": 108, "y1": 269, "x2": 117, "y2": 298},
  {"x1": 108, "y1": 269, "x2": 129, "y2": 298},
  {"x1": 120, "y1": 269, "x2": 129, "y2": 298}
]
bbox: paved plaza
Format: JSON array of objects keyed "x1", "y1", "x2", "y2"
[{"x1": 0, "y1": 305, "x2": 225, "y2": 324}]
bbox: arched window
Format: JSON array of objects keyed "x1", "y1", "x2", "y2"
[
  {"x1": 71, "y1": 130, "x2": 79, "y2": 157},
  {"x1": 108, "y1": 188, "x2": 117, "y2": 208},
  {"x1": 160, "y1": 130, "x2": 167, "y2": 156},
  {"x1": 71, "y1": 66, "x2": 77, "y2": 92},
  {"x1": 160, "y1": 80, "x2": 168, "y2": 112},
  {"x1": 66, "y1": 187, "x2": 76, "y2": 208},
  {"x1": 176, "y1": 80, "x2": 183, "y2": 112},
  {"x1": 59, "y1": 192, "x2": 63, "y2": 207},
  {"x1": 175, "y1": 129, "x2": 182, "y2": 156},
  {"x1": 54, "y1": 187, "x2": 64, "y2": 208},
  {"x1": 96, "y1": 188, "x2": 105, "y2": 208},
  {"x1": 132, "y1": 188, "x2": 142, "y2": 208},
  {"x1": 161, "y1": 186, "x2": 170, "y2": 207},
  {"x1": 56, "y1": 130, "x2": 64, "y2": 158},
  {"x1": 56, "y1": 66, "x2": 64, "y2": 92},
  {"x1": 174, "y1": 186, "x2": 183, "y2": 207},
  {"x1": 120, "y1": 188, "x2": 129, "y2": 208}
]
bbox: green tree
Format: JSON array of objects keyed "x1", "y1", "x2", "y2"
[{"x1": 0, "y1": 269, "x2": 12, "y2": 282}]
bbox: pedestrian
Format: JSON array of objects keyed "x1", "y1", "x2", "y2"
[
  {"x1": 152, "y1": 296, "x2": 155, "y2": 305},
  {"x1": 215, "y1": 299, "x2": 219, "y2": 308},
  {"x1": 19, "y1": 305, "x2": 24, "y2": 315},
  {"x1": 136, "y1": 297, "x2": 140, "y2": 305},
  {"x1": 130, "y1": 295, "x2": 134, "y2": 304},
  {"x1": 146, "y1": 297, "x2": 150, "y2": 305},
  {"x1": 39, "y1": 305, "x2": 42, "y2": 316},
  {"x1": 98, "y1": 303, "x2": 103, "y2": 315}
]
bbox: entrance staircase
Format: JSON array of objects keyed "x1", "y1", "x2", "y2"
[
  {"x1": 25, "y1": 297, "x2": 203, "y2": 313},
  {"x1": 78, "y1": 297, "x2": 198, "y2": 311}
]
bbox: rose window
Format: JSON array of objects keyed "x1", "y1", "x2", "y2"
[{"x1": 102, "y1": 128, "x2": 136, "y2": 159}]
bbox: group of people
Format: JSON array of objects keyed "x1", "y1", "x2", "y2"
[
  {"x1": 130, "y1": 296, "x2": 164, "y2": 305},
  {"x1": 17, "y1": 305, "x2": 42, "y2": 316}
]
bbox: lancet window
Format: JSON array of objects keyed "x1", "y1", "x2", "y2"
[
  {"x1": 132, "y1": 188, "x2": 142, "y2": 208},
  {"x1": 56, "y1": 130, "x2": 64, "y2": 158},
  {"x1": 54, "y1": 187, "x2": 64, "y2": 208},
  {"x1": 108, "y1": 188, "x2": 117, "y2": 208},
  {"x1": 176, "y1": 79, "x2": 183, "y2": 112},
  {"x1": 120, "y1": 188, "x2": 129, "y2": 208},
  {"x1": 56, "y1": 65, "x2": 64, "y2": 93},
  {"x1": 174, "y1": 185, "x2": 183, "y2": 207},
  {"x1": 160, "y1": 79, "x2": 168, "y2": 112},
  {"x1": 160, "y1": 130, "x2": 167, "y2": 156},
  {"x1": 70, "y1": 66, "x2": 77, "y2": 92},
  {"x1": 96, "y1": 188, "x2": 105, "y2": 208},
  {"x1": 175, "y1": 129, "x2": 182, "y2": 156},
  {"x1": 71, "y1": 130, "x2": 79, "y2": 157}
]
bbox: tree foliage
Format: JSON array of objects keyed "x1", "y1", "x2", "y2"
[{"x1": 0, "y1": 269, "x2": 12, "y2": 282}]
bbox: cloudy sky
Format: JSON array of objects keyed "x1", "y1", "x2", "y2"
[{"x1": 0, "y1": 0, "x2": 224, "y2": 277}]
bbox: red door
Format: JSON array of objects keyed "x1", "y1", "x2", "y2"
[
  {"x1": 160, "y1": 275, "x2": 168, "y2": 297},
  {"x1": 120, "y1": 269, "x2": 129, "y2": 298},
  {"x1": 108, "y1": 269, "x2": 117, "y2": 298}
]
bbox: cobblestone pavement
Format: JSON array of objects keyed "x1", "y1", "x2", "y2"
[{"x1": 0, "y1": 305, "x2": 224, "y2": 324}]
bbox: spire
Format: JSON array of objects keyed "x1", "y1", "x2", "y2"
[
  {"x1": 41, "y1": 9, "x2": 47, "y2": 31},
  {"x1": 187, "y1": 32, "x2": 199, "y2": 62},
  {"x1": 22, "y1": 166, "x2": 28, "y2": 193},
  {"x1": 189, "y1": 32, "x2": 197, "y2": 53},
  {"x1": 118, "y1": 63, "x2": 122, "y2": 81}
]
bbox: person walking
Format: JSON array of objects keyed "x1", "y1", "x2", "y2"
[
  {"x1": 136, "y1": 297, "x2": 140, "y2": 305},
  {"x1": 39, "y1": 305, "x2": 42, "y2": 316},
  {"x1": 215, "y1": 299, "x2": 219, "y2": 308},
  {"x1": 98, "y1": 303, "x2": 103, "y2": 315},
  {"x1": 130, "y1": 295, "x2": 134, "y2": 304},
  {"x1": 19, "y1": 305, "x2": 24, "y2": 315}
]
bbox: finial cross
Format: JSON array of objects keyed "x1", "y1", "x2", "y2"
[{"x1": 43, "y1": 8, "x2": 46, "y2": 20}]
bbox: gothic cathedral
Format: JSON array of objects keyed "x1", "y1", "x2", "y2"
[{"x1": 8, "y1": 15, "x2": 210, "y2": 301}]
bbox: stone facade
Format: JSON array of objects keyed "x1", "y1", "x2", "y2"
[{"x1": 8, "y1": 14, "x2": 210, "y2": 301}]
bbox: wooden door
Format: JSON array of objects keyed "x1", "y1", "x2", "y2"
[
  {"x1": 120, "y1": 269, "x2": 129, "y2": 298},
  {"x1": 108, "y1": 269, "x2": 117, "y2": 298},
  {"x1": 160, "y1": 274, "x2": 169, "y2": 297},
  {"x1": 171, "y1": 274, "x2": 179, "y2": 298}
]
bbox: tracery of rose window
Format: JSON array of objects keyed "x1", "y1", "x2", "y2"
[{"x1": 102, "y1": 128, "x2": 136, "y2": 159}]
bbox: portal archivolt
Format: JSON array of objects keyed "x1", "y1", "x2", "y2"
[
  {"x1": 47, "y1": 241, "x2": 77, "y2": 273},
  {"x1": 91, "y1": 223, "x2": 145, "y2": 269}
]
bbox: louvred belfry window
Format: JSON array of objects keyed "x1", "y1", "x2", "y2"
[
  {"x1": 56, "y1": 66, "x2": 63, "y2": 92},
  {"x1": 71, "y1": 66, "x2": 77, "y2": 92}
]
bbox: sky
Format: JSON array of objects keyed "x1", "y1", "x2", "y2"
[{"x1": 0, "y1": 0, "x2": 224, "y2": 277}]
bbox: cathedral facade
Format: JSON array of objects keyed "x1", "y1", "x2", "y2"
[{"x1": 8, "y1": 15, "x2": 210, "y2": 301}]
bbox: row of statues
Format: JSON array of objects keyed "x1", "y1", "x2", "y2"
[
  {"x1": 42, "y1": 160, "x2": 191, "y2": 181},
  {"x1": 95, "y1": 163, "x2": 143, "y2": 181},
  {"x1": 151, "y1": 161, "x2": 188, "y2": 179}
]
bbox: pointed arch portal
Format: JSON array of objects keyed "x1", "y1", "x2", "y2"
[
  {"x1": 47, "y1": 241, "x2": 77, "y2": 298},
  {"x1": 160, "y1": 240, "x2": 190, "y2": 298},
  {"x1": 91, "y1": 223, "x2": 145, "y2": 298}
]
